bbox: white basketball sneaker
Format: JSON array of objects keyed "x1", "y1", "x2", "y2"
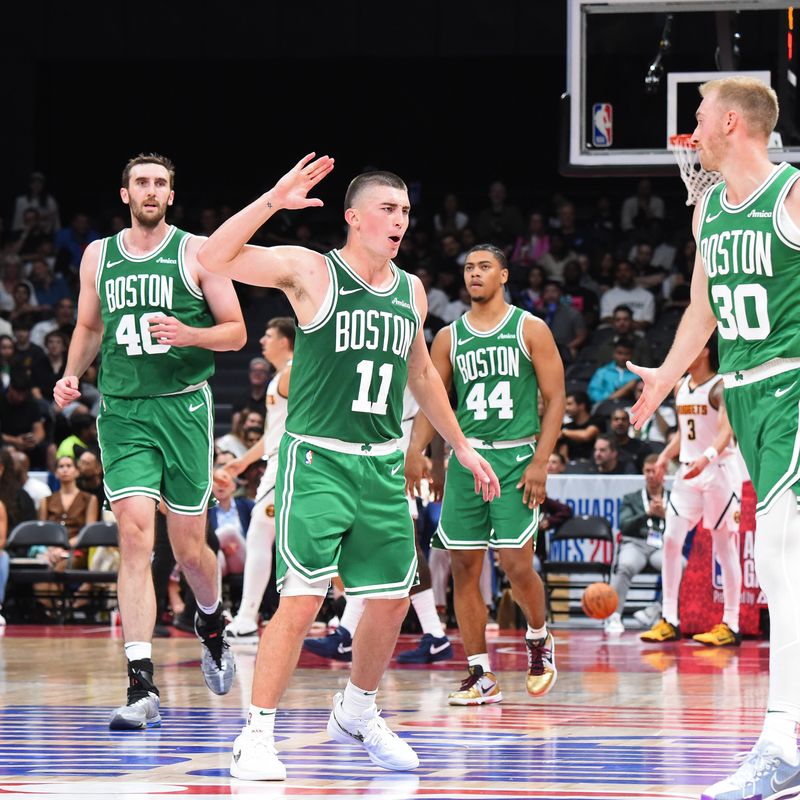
[
  {"x1": 327, "y1": 692, "x2": 419, "y2": 771},
  {"x1": 230, "y1": 726, "x2": 286, "y2": 780}
]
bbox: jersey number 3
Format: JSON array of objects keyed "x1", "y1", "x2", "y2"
[{"x1": 115, "y1": 312, "x2": 171, "y2": 356}]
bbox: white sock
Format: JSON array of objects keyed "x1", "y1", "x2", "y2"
[
  {"x1": 760, "y1": 710, "x2": 799, "y2": 763},
  {"x1": 527, "y1": 624, "x2": 547, "y2": 641},
  {"x1": 197, "y1": 598, "x2": 220, "y2": 616},
  {"x1": 125, "y1": 642, "x2": 152, "y2": 662},
  {"x1": 468, "y1": 653, "x2": 492, "y2": 674},
  {"x1": 247, "y1": 704, "x2": 276, "y2": 736},
  {"x1": 339, "y1": 595, "x2": 366, "y2": 636},
  {"x1": 340, "y1": 680, "x2": 377, "y2": 719},
  {"x1": 411, "y1": 589, "x2": 445, "y2": 638}
]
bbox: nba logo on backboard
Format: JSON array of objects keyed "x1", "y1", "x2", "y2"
[{"x1": 592, "y1": 103, "x2": 613, "y2": 147}]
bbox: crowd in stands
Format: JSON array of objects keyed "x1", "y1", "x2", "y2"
[{"x1": 0, "y1": 167, "x2": 694, "y2": 627}]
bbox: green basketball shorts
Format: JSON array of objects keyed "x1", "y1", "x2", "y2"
[
  {"x1": 97, "y1": 384, "x2": 214, "y2": 515},
  {"x1": 433, "y1": 442, "x2": 538, "y2": 550},
  {"x1": 723, "y1": 364, "x2": 800, "y2": 517},
  {"x1": 275, "y1": 434, "x2": 418, "y2": 597}
]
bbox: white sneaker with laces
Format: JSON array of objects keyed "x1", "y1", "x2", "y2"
[
  {"x1": 230, "y1": 726, "x2": 286, "y2": 780},
  {"x1": 604, "y1": 612, "x2": 625, "y2": 634},
  {"x1": 327, "y1": 692, "x2": 419, "y2": 771}
]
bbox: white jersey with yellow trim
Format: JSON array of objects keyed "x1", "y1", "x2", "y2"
[{"x1": 675, "y1": 374, "x2": 734, "y2": 463}]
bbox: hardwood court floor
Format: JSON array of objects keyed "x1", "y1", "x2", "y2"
[{"x1": 0, "y1": 624, "x2": 771, "y2": 800}]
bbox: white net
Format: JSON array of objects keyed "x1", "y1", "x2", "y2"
[{"x1": 669, "y1": 134, "x2": 723, "y2": 206}]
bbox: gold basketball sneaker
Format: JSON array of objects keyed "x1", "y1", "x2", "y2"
[
  {"x1": 692, "y1": 622, "x2": 742, "y2": 647},
  {"x1": 525, "y1": 633, "x2": 557, "y2": 696},
  {"x1": 448, "y1": 665, "x2": 503, "y2": 706}
]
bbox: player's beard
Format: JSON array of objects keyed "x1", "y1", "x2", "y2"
[{"x1": 130, "y1": 199, "x2": 167, "y2": 229}]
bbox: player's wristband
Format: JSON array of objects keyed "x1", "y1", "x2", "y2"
[{"x1": 703, "y1": 446, "x2": 718, "y2": 463}]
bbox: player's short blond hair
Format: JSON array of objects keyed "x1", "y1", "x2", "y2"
[{"x1": 699, "y1": 76, "x2": 779, "y2": 140}]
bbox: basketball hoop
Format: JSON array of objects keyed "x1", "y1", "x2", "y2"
[{"x1": 669, "y1": 133, "x2": 723, "y2": 206}]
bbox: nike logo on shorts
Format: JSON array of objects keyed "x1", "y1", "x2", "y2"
[
  {"x1": 189, "y1": 402, "x2": 205, "y2": 412},
  {"x1": 429, "y1": 641, "x2": 450, "y2": 655},
  {"x1": 390, "y1": 464, "x2": 402, "y2": 476},
  {"x1": 457, "y1": 337, "x2": 474, "y2": 345},
  {"x1": 340, "y1": 287, "x2": 362, "y2": 295},
  {"x1": 516, "y1": 453, "x2": 531, "y2": 462},
  {"x1": 106, "y1": 259, "x2": 124, "y2": 268},
  {"x1": 705, "y1": 210, "x2": 723, "y2": 223},
  {"x1": 775, "y1": 381, "x2": 797, "y2": 398}
]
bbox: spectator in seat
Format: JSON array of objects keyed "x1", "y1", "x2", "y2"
[
  {"x1": 598, "y1": 261, "x2": 655, "y2": 330},
  {"x1": 536, "y1": 280, "x2": 587, "y2": 363},
  {"x1": 31, "y1": 331, "x2": 67, "y2": 403},
  {"x1": 587, "y1": 435, "x2": 636, "y2": 476},
  {"x1": 433, "y1": 193, "x2": 470, "y2": 237},
  {"x1": 75, "y1": 451, "x2": 105, "y2": 509},
  {"x1": 55, "y1": 412, "x2": 98, "y2": 461},
  {"x1": 588, "y1": 338, "x2": 639, "y2": 405},
  {"x1": 31, "y1": 297, "x2": 75, "y2": 349},
  {"x1": 559, "y1": 391, "x2": 604, "y2": 461},
  {"x1": 605, "y1": 454, "x2": 670, "y2": 633},
  {"x1": 11, "y1": 171, "x2": 61, "y2": 235},
  {"x1": 11, "y1": 449, "x2": 52, "y2": 511},
  {"x1": 620, "y1": 178, "x2": 665, "y2": 234},
  {"x1": 210, "y1": 460, "x2": 254, "y2": 580},
  {"x1": 475, "y1": 180, "x2": 524, "y2": 249},
  {"x1": 230, "y1": 357, "x2": 271, "y2": 432},
  {"x1": 0, "y1": 371, "x2": 49, "y2": 469},
  {"x1": 595, "y1": 305, "x2": 653, "y2": 368},
  {"x1": 28, "y1": 258, "x2": 70, "y2": 315},
  {"x1": 10, "y1": 317, "x2": 43, "y2": 377},
  {"x1": 547, "y1": 452, "x2": 566, "y2": 474},
  {"x1": 609, "y1": 409, "x2": 651, "y2": 472}
]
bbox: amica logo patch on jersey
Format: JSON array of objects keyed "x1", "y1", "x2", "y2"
[
  {"x1": 155, "y1": 256, "x2": 178, "y2": 264},
  {"x1": 304, "y1": 450, "x2": 313, "y2": 466}
]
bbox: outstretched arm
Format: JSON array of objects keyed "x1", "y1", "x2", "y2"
[
  {"x1": 54, "y1": 241, "x2": 104, "y2": 409},
  {"x1": 628, "y1": 203, "x2": 717, "y2": 428},
  {"x1": 197, "y1": 153, "x2": 334, "y2": 310}
]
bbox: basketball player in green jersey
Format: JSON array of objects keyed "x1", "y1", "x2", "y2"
[
  {"x1": 197, "y1": 153, "x2": 500, "y2": 780},
  {"x1": 629, "y1": 77, "x2": 800, "y2": 800},
  {"x1": 405, "y1": 244, "x2": 565, "y2": 706},
  {"x1": 53, "y1": 154, "x2": 245, "y2": 730}
]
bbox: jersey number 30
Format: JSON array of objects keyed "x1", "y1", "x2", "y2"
[
  {"x1": 115, "y1": 312, "x2": 171, "y2": 356},
  {"x1": 711, "y1": 284, "x2": 770, "y2": 341}
]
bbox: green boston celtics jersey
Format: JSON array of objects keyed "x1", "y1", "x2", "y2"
[
  {"x1": 698, "y1": 163, "x2": 800, "y2": 373},
  {"x1": 450, "y1": 305, "x2": 540, "y2": 442},
  {"x1": 286, "y1": 249, "x2": 420, "y2": 444},
  {"x1": 95, "y1": 226, "x2": 215, "y2": 397}
]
